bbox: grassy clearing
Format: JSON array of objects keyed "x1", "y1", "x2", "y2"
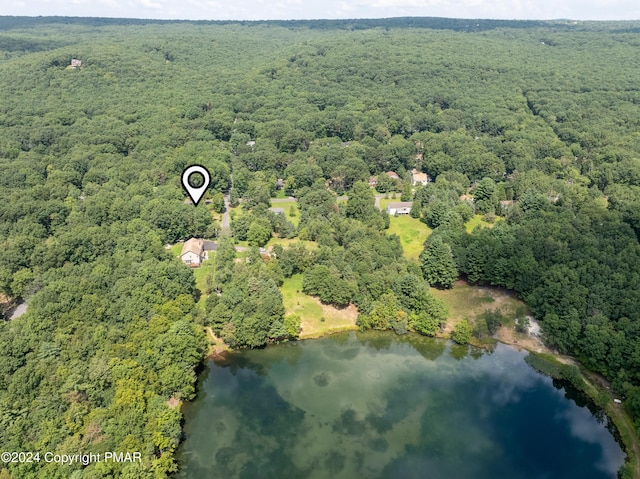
[
  {"x1": 379, "y1": 196, "x2": 401, "y2": 211},
  {"x1": 465, "y1": 214, "x2": 503, "y2": 233},
  {"x1": 267, "y1": 237, "x2": 318, "y2": 250},
  {"x1": 280, "y1": 274, "x2": 358, "y2": 339},
  {"x1": 274, "y1": 189, "x2": 288, "y2": 199},
  {"x1": 270, "y1": 200, "x2": 300, "y2": 226},
  {"x1": 169, "y1": 243, "x2": 183, "y2": 257},
  {"x1": 386, "y1": 215, "x2": 431, "y2": 261},
  {"x1": 431, "y1": 280, "x2": 528, "y2": 333},
  {"x1": 193, "y1": 255, "x2": 215, "y2": 301}
]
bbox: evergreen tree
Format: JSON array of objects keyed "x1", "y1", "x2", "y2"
[
  {"x1": 420, "y1": 237, "x2": 458, "y2": 288},
  {"x1": 401, "y1": 182, "x2": 413, "y2": 201}
]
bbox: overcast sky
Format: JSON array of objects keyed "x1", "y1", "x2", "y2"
[{"x1": 2, "y1": 0, "x2": 639, "y2": 22}]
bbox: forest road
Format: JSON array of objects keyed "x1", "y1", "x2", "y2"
[{"x1": 222, "y1": 195, "x2": 230, "y2": 230}]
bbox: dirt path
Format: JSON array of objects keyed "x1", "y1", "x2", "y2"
[
  {"x1": 222, "y1": 195, "x2": 231, "y2": 230},
  {"x1": 205, "y1": 327, "x2": 230, "y2": 356}
]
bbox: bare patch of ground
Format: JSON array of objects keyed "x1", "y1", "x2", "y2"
[
  {"x1": 494, "y1": 324, "x2": 551, "y2": 354},
  {"x1": 0, "y1": 293, "x2": 14, "y2": 317},
  {"x1": 166, "y1": 396, "x2": 180, "y2": 408},
  {"x1": 205, "y1": 326, "x2": 230, "y2": 356},
  {"x1": 298, "y1": 301, "x2": 359, "y2": 339}
]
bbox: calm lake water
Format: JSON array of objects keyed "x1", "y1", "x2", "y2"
[{"x1": 177, "y1": 332, "x2": 625, "y2": 479}]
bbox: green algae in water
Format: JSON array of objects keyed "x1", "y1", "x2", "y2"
[{"x1": 177, "y1": 332, "x2": 625, "y2": 479}]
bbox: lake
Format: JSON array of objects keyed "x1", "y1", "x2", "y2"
[{"x1": 177, "y1": 332, "x2": 625, "y2": 479}]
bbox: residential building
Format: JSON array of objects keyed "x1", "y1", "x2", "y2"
[
  {"x1": 411, "y1": 169, "x2": 430, "y2": 186},
  {"x1": 387, "y1": 201, "x2": 413, "y2": 215},
  {"x1": 180, "y1": 238, "x2": 204, "y2": 267}
]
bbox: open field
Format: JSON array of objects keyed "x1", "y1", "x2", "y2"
[
  {"x1": 465, "y1": 214, "x2": 503, "y2": 233},
  {"x1": 270, "y1": 200, "x2": 300, "y2": 226},
  {"x1": 280, "y1": 274, "x2": 358, "y2": 339},
  {"x1": 431, "y1": 280, "x2": 529, "y2": 333},
  {"x1": 386, "y1": 214, "x2": 431, "y2": 261}
]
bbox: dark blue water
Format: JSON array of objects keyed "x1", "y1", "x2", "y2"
[{"x1": 178, "y1": 332, "x2": 625, "y2": 479}]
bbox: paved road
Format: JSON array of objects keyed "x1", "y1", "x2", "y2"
[{"x1": 270, "y1": 197, "x2": 297, "y2": 203}]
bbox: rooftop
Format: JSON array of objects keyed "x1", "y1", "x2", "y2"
[{"x1": 180, "y1": 238, "x2": 204, "y2": 256}]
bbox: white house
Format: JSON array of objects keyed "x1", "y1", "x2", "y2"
[
  {"x1": 180, "y1": 238, "x2": 204, "y2": 267},
  {"x1": 387, "y1": 202, "x2": 413, "y2": 215},
  {"x1": 411, "y1": 169, "x2": 430, "y2": 186}
]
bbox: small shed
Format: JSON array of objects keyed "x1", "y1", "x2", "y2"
[{"x1": 269, "y1": 207, "x2": 285, "y2": 215}]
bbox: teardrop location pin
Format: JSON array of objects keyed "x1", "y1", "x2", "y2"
[{"x1": 181, "y1": 165, "x2": 211, "y2": 206}]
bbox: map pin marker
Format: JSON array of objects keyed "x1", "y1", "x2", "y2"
[{"x1": 182, "y1": 165, "x2": 211, "y2": 206}]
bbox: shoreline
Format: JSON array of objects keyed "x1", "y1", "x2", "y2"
[{"x1": 202, "y1": 326, "x2": 639, "y2": 478}]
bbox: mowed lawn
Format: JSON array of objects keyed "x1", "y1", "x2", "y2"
[
  {"x1": 378, "y1": 196, "x2": 401, "y2": 211},
  {"x1": 169, "y1": 243, "x2": 183, "y2": 257},
  {"x1": 387, "y1": 215, "x2": 431, "y2": 261},
  {"x1": 193, "y1": 256, "x2": 214, "y2": 299},
  {"x1": 270, "y1": 200, "x2": 300, "y2": 226},
  {"x1": 280, "y1": 274, "x2": 358, "y2": 339}
]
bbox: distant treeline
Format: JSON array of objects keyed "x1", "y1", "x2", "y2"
[
  {"x1": 2, "y1": 15, "x2": 639, "y2": 33},
  {"x1": 1, "y1": 17, "x2": 640, "y2": 478}
]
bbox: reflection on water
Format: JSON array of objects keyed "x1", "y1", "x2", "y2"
[{"x1": 177, "y1": 331, "x2": 625, "y2": 479}]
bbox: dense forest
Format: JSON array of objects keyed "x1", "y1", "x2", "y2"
[{"x1": 1, "y1": 16, "x2": 640, "y2": 478}]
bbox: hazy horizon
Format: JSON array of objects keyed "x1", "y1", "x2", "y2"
[{"x1": 2, "y1": 0, "x2": 639, "y2": 23}]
